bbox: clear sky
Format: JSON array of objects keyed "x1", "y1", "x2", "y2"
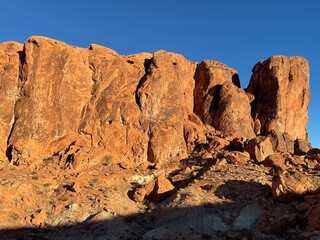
[{"x1": 1, "y1": 0, "x2": 319, "y2": 147}]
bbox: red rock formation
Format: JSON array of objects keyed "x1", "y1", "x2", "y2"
[
  {"x1": 137, "y1": 50, "x2": 196, "y2": 163},
  {"x1": 213, "y1": 82, "x2": 255, "y2": 139},
  {"x1": 0, "y1": 41, "x2": 23, "y2": 162},
  {"x1": 1, "y1": 36, "x2": 319, "y2": 239},
  {"x1": 194, "y1": 61, "x2": 255, "y2": 139},
  {"x1": 0, "y1": 36, "x2": 311, "y2": 169},
  {"x1": 194, "y1": 60, "x2": 240, "y2": 125},
  {"x1": 0, "y1": 37, "x2": 198, "y2": 167},
  {"x1": 246, "y1": 56, "x2": 310, "y2": 142}
]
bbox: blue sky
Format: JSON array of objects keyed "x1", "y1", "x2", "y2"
[{"x1": 1, "y1": 0, "x2": 319, "y2": 147}]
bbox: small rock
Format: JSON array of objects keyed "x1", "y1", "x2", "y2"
[
  {"x1": 306, "y1": 159, "x2": 318, "y2": 169},
  {"x1": 225, "y1": 151, "x2": 250, "y2": 165},
  {"x1": 306, "y1": 148, "x2": 320, "y2": 162},
  {"x1": 133, "y1": 176, "x2": 174, "y2": 203},
  {"x1": 71, "y1": 181, "x2": 81, "y2": 193},
  {"x1": 118, "y1": 162, "x2": 130, "y2": 169},
  {"x1": 253, "y1": 119, "x2": 261, "y2": 135},
  {"x1": 30, "y1": 210, "x2": 47, "y2": 227},
  {"x1": 133, "y1": 188, "x2": 147, "y2": 203},
  {"x1": 155, "y1": 176, "x2": 175, "y2": 195},
  {"x1": 267, "y1": 130, "x2": 294, "y2": 154},
  {"x1": 215, "y1": 158, "x2": 227, "y2": 166}
]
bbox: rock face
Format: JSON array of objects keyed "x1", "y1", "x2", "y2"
[
  {"x1": 0, "y1": 41, "x2": 23, "y2": 162},
  {"x1": 194, "y1": 60, "x2": 240, "y2": 125},
  {"x1": 246, "y1": 56, "x2": 310, "y2": 141},
  {"x1": 0, "y1": 37, "x2": 318, "y2": 239},
  {"x1": 1, "y1": 37, "x2": 196, "y2": 167},
  {"x1": 213, "y1": 82, "x2": 255, "y2": 139},
  {"x1": 194, "y1": 61, "x2": 255, "y2": 139},
  {"x1": 0, "y1": 36, "x2": 312, "y2": 169},
  {"x1": 8, "y1": 37, "x2": 94, "y2": 165},
  {"x1": 137, "y1": 51, "x2": 196, "y2": 163}
]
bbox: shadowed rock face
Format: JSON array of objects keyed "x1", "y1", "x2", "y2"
[
  {"x1": 246, "y1": 56, "x2": 310, "y2": 141},
  {"x1": 0, "y1": 36, "x2": 311, "y2": 167}
]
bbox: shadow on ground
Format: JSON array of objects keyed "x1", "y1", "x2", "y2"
[{"x1": 1, "y1": 177, "x2": 310, "y2": 240}]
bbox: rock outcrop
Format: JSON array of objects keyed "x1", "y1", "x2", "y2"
[
  {"x1": 0, "y1": 36, "x2": 318, "y2": 239},
  {"x1": 137, "y1": 50, "x2": 196, "y2": 164},
  {"x1": 0, "y1": 41, "x2": 23, "y2": 162},
  {"x1": 246, "y1": 56, "x2": 310, "y2": 141},
  {"x1": 194, "y1": 61, "x2": 255, "y2": 139},
  {"x1": 0, "y1": 37, "x2": 311, "y2": 168},
  {"x1": 213, "y1": 81, "x2": 255, "y2": 139}
]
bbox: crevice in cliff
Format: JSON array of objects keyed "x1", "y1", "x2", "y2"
[
  {"x1": 285, "y1": 58, "x2": 293, "y2": 133},
  {"x1": 6, "y1": 49, "x2": 26, "y2": 146},
  {"x1": 5, "y1": 48, "x2": 27, "y2": 161},
  {"x1": 250, "y1": 62, "x2": 263, "y2": 134},
  {"x1": 192, "y1": 63, "x2": 202, "y2": 118},
  {"x1": 135, "y1": 58, "x2": 152, "y2": 110}
]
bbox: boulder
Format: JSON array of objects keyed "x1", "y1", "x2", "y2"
[
  {"x1": 263, "y1": 154, "x2": 287, "y2": 174},
  {"x1": 225, "y1": 151, "x2": 250, "y2": 165},
  {"x1": 230, "y1": 137, "x2": 247, "y2": 151},
  {"x1": 183, "y1": 114, "x2": 208, "y2": 153},
  {"x1": 267, "y1": 130, "x2": 294, "y2": 154},
  {"x1": 194, "y1": 61, "x2": 255, "y2": 139},
  {"x1": 246, "y1": 56, "x2": 310, "y2": 141},
  {"x1": 294, "y1": 139, "x2": 310, "y2": 155},
  {"x1": 244, "y1": 136, "x2": 274, "y2": 162},
  {"x1": 272, "y1": 169, "x2": 316, "y2": 202},
  {"x1": 133, "y1": 176, "x2": 174, "y2": 203},
  {"x1": 286, "y1": 155, "x2": 306, "y2": 167},
  {"x1": 208, "y1": 136, "x2": 230, "y2": 151},
  {"x1": 306, "y1": 148, "x2": 320, "y2": 162}
]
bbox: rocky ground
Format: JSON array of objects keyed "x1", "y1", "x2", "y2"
[{"x1": 1, "y1": 142, "x2": 320, "y2": 239}]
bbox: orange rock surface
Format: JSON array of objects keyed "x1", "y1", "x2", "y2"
[{"x1": 0, "y1": 36, "x2": 318, "y2": 239}]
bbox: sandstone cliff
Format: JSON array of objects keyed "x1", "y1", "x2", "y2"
[
  {"x1": 1, "y1": 37, "x2": 319, "y2": 239},
  {"x1": 0, "y1": 36, "x2": 310, "y2": 168},
  {"x1": 246, "y1": 56, "x2": 310, "y2": 141}
]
